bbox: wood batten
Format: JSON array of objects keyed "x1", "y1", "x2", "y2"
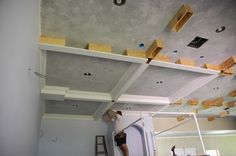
[
  {"x1": 207, "y1": 115, "x2": 216, "y2": 121},
  {"x1": 40, "y1": 35, "x2": 65, "y2": 46},
  {"x1": 145, "y1": 39, "x2": 164, "y2": 59},
  {"x1": 124, "y1": 49, "x2": 145, "y2": 58},
  {"x1": 219, "y1": 111, "x2": 229, "y2": 117},
  {"x1": 87, "y1": 42, "x2": 112, "y2": 53},
  {"x1": 168, "y1": 4, "x2": 193, "y2": 32},
  {"x1": 228, "y1": 90, "x2": 236, "y2": 97},
  {"x1": 202, "y1": 97, "x2": 224, "y2": 107},
  {"x1": 177, "y1": 115, "x2": 186, "y2": 122},
  {"x1": 174, "y1": 99, "x2": 182, "y2": 105},
  {"x1": 225, "y1": 101, "x2": 235, "y2": 108},
  {"x1": 202, "y1": 64, "x2": 219, "y2": 71},
  {"x1": 187, "y1": 99, "x2": 199, "y2": 106},
  {"x1": 175, "y1": 58, "x2": 195, "y2": 66},
  {"x1": 219, "y1": 56, "x2": 236, "y2": 72},
  {"x1": 154, "y1": 54, "x2": 170, "y2": 62}
]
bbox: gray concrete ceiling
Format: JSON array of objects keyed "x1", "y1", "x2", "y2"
[{"x1": 41, "y1": 0, "x2": 236, "y2": 116}]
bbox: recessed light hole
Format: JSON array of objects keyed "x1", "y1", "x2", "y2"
[
  {"x1": 84, "y1": 72, "x2": 91, "y2": 76},
  {"x1": 173, "y1": 50, "x2": 178, "y2": 53},
  {"x1": 138, "y1": 43, "x2": 145, "y2": 48},
  {"x1": 200, "y1": 55, "x2": 204, "y2": 59},
  {"x1": 156, "y1": 80, "x2": 164, "y2": 84}
]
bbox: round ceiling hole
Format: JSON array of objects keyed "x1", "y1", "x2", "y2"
[
  {"x1": 200, "y1": 55, "x2": 204, "y2": 59},
  {"x1": 156, "y1": 80, "x2": 163, "y2": 84},
  {"x1": 216, "y1": 26, "x2": 226, "y2": 33},
  {"x1": 173, "y1": 50, "x2": 178, "y2": 53},
  {"x1": 114, "y1": 0, "x2": 126, "y2": 6},
  {"x1": 138, "y1": 43, "x2": 145, "y2": 48}
]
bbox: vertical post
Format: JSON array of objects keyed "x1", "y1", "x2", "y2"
[
  {"x1": 193, "y1": 114, "x2": 206, "y2": 153},
  {"x1": 141, "y1": 113, "x2": 150, "y2": 156}
]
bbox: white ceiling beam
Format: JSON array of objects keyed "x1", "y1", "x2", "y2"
[
  {"x1": 117, "y1": 94, "x2": 170, "y2": 105},
  {"x1": 93, "y1": 63, "x2": 149, "y2": 119},
  {"x1": 39, "y1": 43, "x2": 146, "y2": 64},
  {"x1": 110, "y1": 63, "x2": 149, "y2": 100},
  {"x1": 42, "y1": 113, "x2": 94, "y2": 120},
  {"x1": 41, "y1": 86, "x2": 112, "y2": 102},
  {"x1": 169, "y1": 74, "x2": 219, "y2": 103},
  {"x1": 150, "y1": 60, "x2": 220, "y2": 75}
]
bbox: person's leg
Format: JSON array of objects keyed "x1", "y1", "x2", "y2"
[{"x1": 119, "y1": 144, "x2": 129, "y2": 156}]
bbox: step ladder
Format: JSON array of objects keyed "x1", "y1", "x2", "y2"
[{"x1": 95, "y1": 135, "x2": 108, "y2": 156}]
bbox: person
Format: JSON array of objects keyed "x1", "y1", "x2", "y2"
[{"x1": 110, "y1": 110, "x2": 129, "y2": 156}]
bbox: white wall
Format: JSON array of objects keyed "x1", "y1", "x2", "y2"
[
  {"x1": 0, "y1": 0, "x2": 41, "y2": 156},
  {"x1": 38, "y1": 118, "x2": 108, "y2": 156}
]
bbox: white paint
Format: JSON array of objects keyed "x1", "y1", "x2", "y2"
[
  {"x1": 38, "y1": 118, "x2": 108, "y2": 156},
  {"x1": 0, "y1": 0, "x2": 40, "y2": 155},
  {"x1": 39, "y1": 43, "x2": 146, "y2": 64}
]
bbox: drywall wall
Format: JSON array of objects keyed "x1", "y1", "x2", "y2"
[
  {"x1": 38, "y1": 118, "x2": 108, "y2": 156},
  {"x1": 153, "y1": 117, "x2": 236, "y2": 131},
  {"x1": 156, "y1": 135, "x2": 236, "y2": 156},
  {"x1": 0, "y1": 0, "x2": 41, "y2": 156}
]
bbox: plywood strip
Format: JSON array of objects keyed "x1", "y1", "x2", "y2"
[
  {"x1": 175, "y1": 58, "x2": 195, "y2": 66},
  {"x1": 145, "y1": 39, "x2": 164, "y2": 59},
  {"x1": 219, "y1": 56, "x2": 236, "y2": 71},
  {"x1": 40, "y1": 35, "x2": 65, "y2": 46},
  {"x1": 202, "y1": 97, "x2": 224, "y2": 107},
  {"x1": 187, "y1": 99, "x2": 199, "y2": 106},
  {"x1": 177, "y1": 115, "x2": 186, "y2": 122},
  {"x1": 168, "y1": 4, "x2": 193, "y2": 32},
  {"x1": 219, "y1": 111, "x2": 229, "y2": 117},
  {"x1": 88, "y1": 42, "x2": 112, "y2": 53},
  {"x1": 174, "y1": 99, "x2": 182, "y2": 105},
  {"x1": 228, "y1": 90, "x2": 236, "y2": 97},
  {"x1": 124, "y1": 49, "x2": 145, "y2": 58},
  {"x1": 207, "y1": 115, "x2": 216, "y2": 121},
  {"x1": 154, "y1": 54, "x2": 170, "y2": 62},
  {"x1": 202, "y1": 64, "x2": 219, "y2": 71},
  {"x1": 225, "y1": 101, "x2": 235, "y2": 108}
]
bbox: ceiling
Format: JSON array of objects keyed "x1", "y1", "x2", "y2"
[{"x1": 40, "y1": 0, "x2": 236, "y2": 118}]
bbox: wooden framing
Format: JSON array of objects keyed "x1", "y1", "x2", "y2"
[
  {"x1": 40, "y1": 35, "x2": 65, "y2": 46},
  {"x1": 219, "y1": 56, "x2": 236, "y2": 71},
  {"x1": 177, "y1": 115, "x2": 186, "y2": 121},
  {"x1": 202, "y1": 64, "x2": 219, "y2": 71},
  {"x1": 207, "y1": 116, "x2": 216, "y2": 121},
  {"x1": 168, "y1": 4, "x2": 193, "y2": 32},
  {"x1": 187, "y1": 99, "x2": 199, "y2": 106},
  {"x1": 225, "y1": 101, "x2": 235, "y2": 108},
  {"x1": 145, "y1": 39, "x2": 164, "y2": 59},
  {"x1": 124, "y1": 49, "x2": 145, "y2": 58},
  {"x1": 154, "y1": 54, "x2": 170, "y2": 62},
  {"x1": 88, "y1": 42, "x2": 112, "y2": 53},
  {"x1": 228, "y1": 90, "x2": 236, "y2": 97},
  {"x1": 175, "y1": 58, "x2": 195, "y2": 66},
  {"x1": 219, "y1": 111, "x2": 229, "y2": 117},
  {"x1": 174, "y1": 99, "x2": 182, "y2": 105},
  {"x1": 202, "y1": 97, "x2": 224, "y2": 107}
]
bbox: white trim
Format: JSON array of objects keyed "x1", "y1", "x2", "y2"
[
  {"x1": 42, "y1": 113, "x2": 94, "y2": 120},
  {"x1": 39, "y1": 43, "x2": 146, "y2": 64},
  {"x1": 169, "y1": 74, "x2": 219, "y2": 103},
  {"x1": 93, "y1": 102, "x2": 113, "y2": 120},
  {"x1": 110, "y1": 63, "x2": 149, "y2": 100},
  {"x1": 117, "y1": 94, "x2": 170, "y2": 105},
  {"x1": 150, "y1": 60, "x2": 220, "y2": 75}
]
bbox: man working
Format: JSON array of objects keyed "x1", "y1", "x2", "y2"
[{"x1": 107, "y1": 110, "x2": 129, "y2": 156}]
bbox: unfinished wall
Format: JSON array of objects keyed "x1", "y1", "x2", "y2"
[
  {"x1": 38, "y1": 118, "x2": 108, "y2": 156},
  {"x1": 0, "y1": 0, "x2": 41, "y2": 155}
]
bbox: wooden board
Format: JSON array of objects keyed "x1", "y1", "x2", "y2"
[
  {"x1": 219, "y1": 56, "x2": 236, "y2": 71},
  {"x1": 168, "y1": 4, "x2": 193, "y2": 32},
  {"x1": 187, "y1": 99, "x2": 199, "y2": 106},
  {"x1": 228, "y1": 90, "x2": 236, "y2": 97},
  {"x1": 219, "y1": 111, "x2": 229, "y2": 117},
  {"x1": 207, "y1": 116, "x2": 216, "y2": 121},
  {"x1": 145, "y1": 39, "x2": 164, "y2": 59},
  {"x1": 202, "y1": 64, "x2": 219, "y2": 71},
  {"x1": 177, "y1": 115, "x2": 186, "y2": 122},
  {"x1": 40, "y1": 35, "x2": 65, "y2": 46},
  {"x1": 154, "y1": 54, "x2": 170, "y2": 62},
  {"x1": 225, "y1": 101, "x2": 235, "y2": 108},
  {"x1": 202, "y1": 97, "x2": 224, "y2": 107},
  {"x1": 124, "y1": 49, "x2": 145, "y2": 58},
  {"x1": 174, "y1": 99, "x2": 182, "y2": 105},
  {"x1": 175, "y1": 58, "x2": 195, "y2": 66},
  {"x1": 88, "y1": 42, "x2": 112, "y2": 53}
]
